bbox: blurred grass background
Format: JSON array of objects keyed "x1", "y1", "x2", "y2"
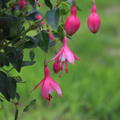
[{"x1": 1, "y1": 0, "x2": 120, "y2": 120}]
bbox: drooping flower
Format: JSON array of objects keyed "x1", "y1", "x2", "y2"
[
  {"x1": 65, "y1": 4, "x2": 80, "y2": 35},
  {"x1": 51, "y1": 37, "x2": 80, "y2": 74},
  {"x1": 87, "y1": 4, "x2": 101, "y2": 33},
  {"x1": 35, "y1": 13, "x2": 44, "y2": 25},
  {"x1": 18, "y1": 0, "x2": 27, "y2": 9},
  {"x1": 33, "y1": 65, "x2": 62, "y2": 102}
]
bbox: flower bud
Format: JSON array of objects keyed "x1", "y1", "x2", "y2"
[
  {"x1": 87, "y1": 4, "x2": 101, "y2": 33},
  {"x1": 65, "y1": 5, "x2": 80, "y2": 36},
  {"x1": 18, "y1": 0, "x2": 27, "y2": 9}
]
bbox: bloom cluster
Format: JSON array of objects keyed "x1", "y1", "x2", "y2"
[{"x1": 31, "y1": 0, "x2": 101, "y2": 103}]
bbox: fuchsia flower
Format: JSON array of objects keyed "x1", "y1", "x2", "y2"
[
  {"x1": 47, "y1": 29, "x2": 54, "y2": 41},
  {"x1": 65, "y1": 4, "x2": 80, "y2": 36},
  {"x1": 87, "y1": 4, "x2": 101, "y2": 33},
  {"x1": 33, "y1": 66, "x2": 62, "y2": 102},
  {"x1": 49, "y1": 33, "x2": 54, "y2": 41},
  {"x1": 18, "y1": 0, "x2": 27, "y2": 9},
  {"x1": 53, "y1": 59, "x2": 63, "y2": 74},
  {"x1": 35, "y1": 14, "x2": 44, "y2": 25},
  {"x1": 52, "y1": 37, "x2": 80, "y2": 74}
]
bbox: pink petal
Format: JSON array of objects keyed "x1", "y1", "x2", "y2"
[
  {"x1": 51, "y1": 48, "x2": 64, "y2": 61},
  {"x1": 60, "y1": 52, "x2": 66, "y2": 62},
  {"x1": 50, "y1": 80, "x2": 62, "y2": 97},
  {"x1": 74, "y1": 53, "x2": 80, "y2": 60},
  {"x1": 65, "y1": 48, "x2": 75, "y2": 64},
  {"x1": 41, "y1": 80, "x2": 50, "y2": 99}
]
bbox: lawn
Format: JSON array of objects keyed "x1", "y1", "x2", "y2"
[{"x1": 0, "y1": 0, "x2": 120, "y2": 120}]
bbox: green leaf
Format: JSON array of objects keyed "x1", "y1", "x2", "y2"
[
  {"x1": 0, "y1": 53, "x2": 9, "y2": 67},
  {"x1": 29, "y1": 50, "x2": 35, "y2": 61},
  {"x1": 13, "y1": 76, "x2": 23, "y2": 83},
  {"x1": 0, "y1": 71, "x2": 10, "y2": 101},
  {"x1": 26, "y1": 10, "x2": 41, "y2": 21},
  {"x1": 24, "y1": 36, "x2": 39, "y2": 48},
  {"x1": 22, "y1": 61, "x2": 36, "y2": 67},
  {"x1": 44, "y1": 0, "x2": 53, "y2": 9},
  {"x1": 7, "y1": 77, "x2": 17, "y2": 99},
  {"x1": 0, "y1": 15, "x2": 24, "y2": 40},
  {"x1": 28, "y1": 0, "x2": 35, "y2": 6},
  {"x1": 46, "y1": 8, "x2": 60, "y2": 29},
  {"x1": 23, "y1": 99, "x2": 36, "y2": 112},
  {"x1": 0, "y1": 0, "x2": 7, "y2": 8},
  {"x1": 6, "y1": 47, "x2": 23, "y2": 72},
  {"x1": 53, "y1": 24, "x2": 65, "y2": 41},
  {"x1": 35, "y1": 30, "x2": 50, "y2": 52},
  {"x1": 60, "y1": 2, "x2": 70, "y2": 16},
  {"x1": 0, "y1": 71, "x2": 17, "y2": 101}
]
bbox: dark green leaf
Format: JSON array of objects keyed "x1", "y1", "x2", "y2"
[
  {"x1": 22, "y1": 61, "x2": 36, "y2": 67},
  {"x1": 6, "y1": 47, "x2": 23, "y2": 72},
  {"x1": 13, "y1": 76, "x2": 23, "y2": 83},
  {"x1": 46, "y1": 8, "x2": 60, "y2": 29},
  {"x1": 49, "y1": 39, "x2": 56, "y2": 47},
  {"x1": 0, "y1": 71, "x2": 10, "y2": 101},
  {"x1": 0, "y1": 15, "x2": 24, "y2": 40},
  {"x1": 53, "y1": 24, "x2": 65, "y2": 41},
  {"x1": 28, "y1": 0, "x2": 35, "y2": 6},
  {"x1": 29, "y1": 50, "x2": 35, "y2": 61},
  {"x1": 24, "y1": 36, "x2": 39, "y2": 48},
  {"x1": 26, "y1": 10, "x2": 41, "y2": 21},
  {"x1": 35, "y1": 30, "x2": 50, "y2": 52},
  {"x1": 0, "y1": 0, "x2": 7, "y2": 8},
  {"x1": 7, "y1": 77, "x2": 17, "y2": 99},
  {"x1": 0, "y1": 53, "x2": 9, "y2": 67},
  {"x1": 0, "y1": 71, "x2": 17, "y2": 101},
  {"x1": 23, "y1": 99, "x2": 36, "y2": 112},
  {"x1": 44, "y1": 0, "x2": 53, "y2": 9}
]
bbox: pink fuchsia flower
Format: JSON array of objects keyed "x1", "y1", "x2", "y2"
[
  {"x1": 53, "y1": 59, "x2": 63, "y2": 74},
  {"x1": 18, "y1": 0, "x2": 27, "y2": 9},
  {"x1": 35, "y1": 14, "x2": 44, "y2": 25},
  {"x1": 47, "y1": 29, "x2": 54, "y2": 41},
  {"x1": 65, "y1": 4, "x2": 80, "y2": 36},
  {"x1": 33, "y1": 65, "x2": 62, "y2": 102},
  {"x1": 51, "y1": 37, "x2": 80, "y2": 74},
  {"x1": 49, "y1": 34, "x2": 54, "y2": 40},
  {"x1": 87, "y1": 4, "x2": 101, "y2": 33}
]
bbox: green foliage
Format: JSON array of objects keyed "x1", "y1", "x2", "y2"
[
  {"x1": 0, "y1": 0, "x2": 120, "y2": 120},
  {"x1": 6, "y1": 47, "x2": 23, "y2": 72},
  {"x1": 0, "y1": 0, "x2": 69, "y2": 109},
  {"x1": 0, "y1": 71, "x2": 17, "y2": 101},
  {"x1": 23, "y1": 99, "x2": 36, "y2": 112},
  {"x1": 36, "y1": 30, "x2": 51, "y2": 52},
  {"x1": 46, "y1": 8, "x2": 60, "y2": 29},
  {"x1": 44, "y1": 0, "x2": 53, "y2": 9}
]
